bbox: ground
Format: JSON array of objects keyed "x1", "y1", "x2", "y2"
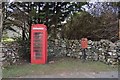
[{"x1": 2, "y1": 57, "x2": 118, "y2": 78}]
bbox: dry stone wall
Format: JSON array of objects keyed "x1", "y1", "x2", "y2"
[{"x1": 48, "y1": 39, "x2": 120, "y2": 65}]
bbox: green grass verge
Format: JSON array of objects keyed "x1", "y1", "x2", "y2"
[{"x1": 2, "y1": 57, "x2": 118, "y2": 78}]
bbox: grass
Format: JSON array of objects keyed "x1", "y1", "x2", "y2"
[{"x1": 2, "y1": 57, "x2": 118, "y2": 78}]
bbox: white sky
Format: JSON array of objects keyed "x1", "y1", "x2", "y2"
[{"x1": 9, "y1": 0, "x2": 15, "y2": 4}]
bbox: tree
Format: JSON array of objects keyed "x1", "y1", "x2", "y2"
[
  {"x1": 64, "y1": 9, "x2": 118, "y2": 42},
  {"x1": 2, "y1": 2, "x2": 30, "y2": 40},
  {"x1": 2, "y1": 2, "x2": 87, "y2": 39},
  {"x1": 111, "y1": 2, "x2": 120, "y2": 40}
]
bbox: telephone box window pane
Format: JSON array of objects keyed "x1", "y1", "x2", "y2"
[
  {"x1": 34, "y1": 43, "x2": 41, "y2": 47},
  {"x1": 34, "y1": 32, "x2": 43, "y2": 39},
  {"x1": 35, "y1": 52, "x2": 42, "y2": 59},
  {"x1": 34, "y1": 50, "x2": 41, "y2": 52},
  {"x1": 34, "y1": 40, "x2": 41, "y2": 42}
]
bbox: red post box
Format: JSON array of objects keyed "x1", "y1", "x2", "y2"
[
  {"x1": 81, "y1": 38, "x2": 88, "y2": 49},
  {"x1": 31, "y1": 24, "x2": 47, "y2": 64}
]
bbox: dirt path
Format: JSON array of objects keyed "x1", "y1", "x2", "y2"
[{"x1": 19, "y1": 71, "x2": 118, "y2": 78}]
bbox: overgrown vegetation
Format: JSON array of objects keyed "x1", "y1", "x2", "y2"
[{"x1": 64, "y1": 11, "x2": 118, "y2": 41}]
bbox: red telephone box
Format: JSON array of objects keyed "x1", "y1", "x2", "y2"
[
  {"x1": 31, "y1": 24, "x2": 47, "y2": 64},
  {"x1": 81, "y1": 38, "x2": 88, "y2": 49}
]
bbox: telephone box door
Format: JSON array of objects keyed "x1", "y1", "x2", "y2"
[{"x1": 31, "y1": 24, "x2": 47, "y2": 64}]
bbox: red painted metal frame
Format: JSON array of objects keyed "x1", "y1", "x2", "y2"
[{"x1": 31, "y1": 24, "x2": 47, "y2": 64}]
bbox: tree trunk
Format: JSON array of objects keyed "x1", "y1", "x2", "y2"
[{"x1": 22, "y1": 22, "x2": 26, "y2": 41}]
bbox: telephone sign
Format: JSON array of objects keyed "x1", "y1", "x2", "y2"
[{"x1": 31, "y1": 24, "x2": 47, "y2": 64}]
